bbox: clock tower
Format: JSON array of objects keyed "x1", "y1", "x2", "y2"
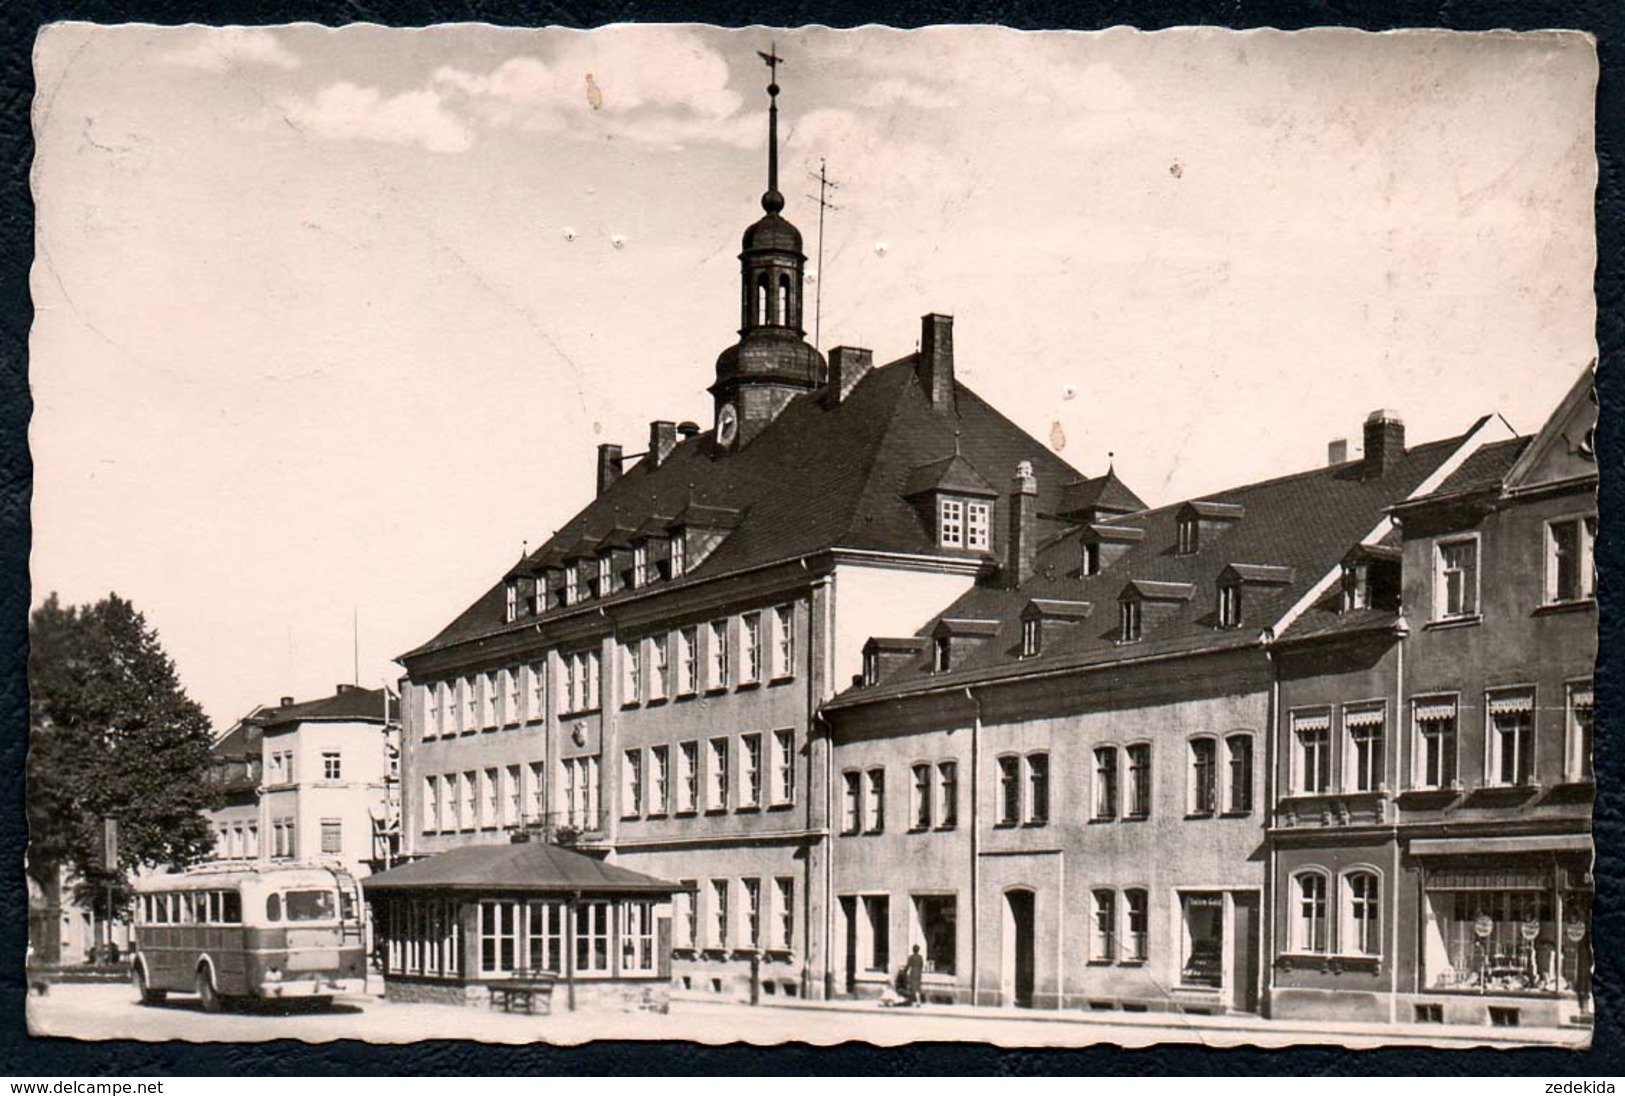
[{"x1": 710, "y1": 46, "x2": 826, "y2": 450}]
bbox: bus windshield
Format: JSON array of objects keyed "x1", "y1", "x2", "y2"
[{"x1": 283, "y1": 889, "x2": 337, "y2": 922}]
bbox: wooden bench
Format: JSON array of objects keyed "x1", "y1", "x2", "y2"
[{"x1": 488, "y1": 969, "x2": 557, "y2": 1015}]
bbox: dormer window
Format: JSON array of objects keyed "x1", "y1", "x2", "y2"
[
  {"x1": 1082, "y1": 541, "x2": 1101, "y2": 576},
  {"x1": 595, "y1": 554, "x2": 612, "y2": 598},
  {"x1": 1177, "y1": 516, "x2": 1199, "y2": 555},
  {"x1": 565, "y1": 564, "x2": 581, "y2": 606},
  {"x1": 1217, "y1": 582, "x2": 1241, "y2": 629},
  {"x1": 862, "y1": 649, "x2": 880, "y2": 687},
  {"x1": 1119, "y1": 600, "x2": 1142, "y2": 643},
  {"x1": 938, "y1": 498, "x2": 964, "y2": 547},
  {"x1": 631, "y1": 543, "x2": 647, "y2": 589},
  {"x1": 504, "y1": 581, "x2": 518, "y2": 623},
  {"x1": 933, "y1": 636, "x2": 951, "y2": 673},
  {"x1": 1021, "y1": 618, "x2": 1040, "y2": 658},
  {"x1": 670, "y1": 533, "x2": 686, "y2": 578}
]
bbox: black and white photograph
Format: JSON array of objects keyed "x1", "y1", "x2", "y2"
[{"x1": 24, "y1": 22, "x2": 1600, "y2": 1053}]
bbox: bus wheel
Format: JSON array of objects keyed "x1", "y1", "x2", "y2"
[
  {"x1": 195, "y1": 967, "x2": 222, "y2": 1013},
  {"x1": 133, "y1": 965, "x2": 166, "y2": 1006}
]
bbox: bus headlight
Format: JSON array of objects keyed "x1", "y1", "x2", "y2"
[{"x1": 263, "y1": 968, "x2": 282, "y2": 983}]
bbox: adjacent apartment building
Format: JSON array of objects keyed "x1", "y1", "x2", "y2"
[
  {"x1": 822, "y1": 407, "x2": 1519, "y2": 1014},
  {"x1": 394, "y1": 67, "x2": 1124, "y2": 1001},
  {"x1": 204, "y1": 685, "x2": 400, "y2": 876},
  {"x1": 1267, "y1": 364, "x2": 1596, "y2": 1029}
]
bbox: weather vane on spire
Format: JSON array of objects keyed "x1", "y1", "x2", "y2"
[{"x1": 757, "y1": 44, "x2": 785, "y2": 214}]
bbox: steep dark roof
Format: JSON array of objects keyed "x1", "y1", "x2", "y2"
[
  {"x1": 1058, "y1": 467, "x2": 1145, "y2": 517},
  {"x1": 1421, "y1": 437, "x2": 1531, "y2": 500},
  {"x1": 405, "y1": 359, "x2": 1099, "y2": 660},
  {"x1": 830, "y1": 427, "x2": 1476, "y2": 706},
  {"x1": 362, "y1": 839, "x2": 679, "y2": 895},
  {"x1": 253, "y1": 687, "x2": 390, "y2": 729}
]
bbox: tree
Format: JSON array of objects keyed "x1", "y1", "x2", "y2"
[{"x1": 28, "y1": 593, "x2": 218, "y2": 929}]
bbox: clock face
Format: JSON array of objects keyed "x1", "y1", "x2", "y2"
[{"x1": 716, "y1": 403, "x2": 739, "y2": 447}]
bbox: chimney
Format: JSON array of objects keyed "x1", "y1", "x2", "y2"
[
  {"x1": 677, "y1": 421, "x2": 700, "y2": 440},
  {"x1": 648, "y1": 421, "x2": 678, "y2": 468},
  {"x1": 1008, "y1": 460, "x2": 1038, "y2": 587},
  {"x1": 279, "y1": 696, "x2": 295, "y2": 707},
  {"x1": 1327, "y1": 438, "x2": 1349, "y2": 466},
  {"x1": 596, "y1": 443, "x2": 624, "y2": 496},
  {"x1": 827, "y1": 346, "x2": 873, "y2": 403},
  {"x1": 1363, "y1": 410, "x2": 1405, "y2": 474},
  {"x1": 917, "y1": 313, "x2": 955, "y2": 414}
]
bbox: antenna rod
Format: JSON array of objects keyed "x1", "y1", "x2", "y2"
[
  {"x1": 352, "y1": 607, "x2": 359, "y2": 686},
  {"x1": 808, "y1": 159, "x2": 841, "y2": 354}
]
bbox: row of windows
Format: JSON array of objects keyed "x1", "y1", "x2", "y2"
[
  {"x1": 428, "y1": 607, "x2": 798, "y2": 734},
  {"x1": 1432, "y1": 516, "x2": 1596, "y2": 623},
  {"x1": 1288, "y1": 683, "x2": 1593, "y2": 797},
  {"x1": 618, "y1": 607, "x2": 795, "y2": 707},
  {"x1": 1289, "y1": 869, "x2": 1383, "y2": 957},
  {"x1": 265, "y1": 749, "x2": 342, "y2": 784},
  {"x1": 621, "y1": 730, "x2": 795, "y2": 820},
  {"x1": 378, "y1": 897, "x2": 658, "y2": 980},
  {"x1": 673, "y1": 877, "x2": 795, "y2": 952},
  {"x1": 421, "y1": 763, "x2": 548, "y2": 835},
  {"x1": 505, "y1": 532, "x2": 692, "y2": 621},
  {"x1": 423, "y1": 665, "x2": 547, "y2": 737},
  {"x1": 1089, "y1": 888, "x2": 1151, "y2": 963}
]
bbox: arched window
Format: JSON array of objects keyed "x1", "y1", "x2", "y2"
[
  {"x1": 1343, "y1": 870, "x2": 1381, "y2": 956},
  {"x1": 1188, "y1": 737, "x2": 1217, "y2": 815},
  {"x1": 1224, "y1": 733, "x2": 1254, "y2": 813},
  {"x1": 1293, "y1": 871, "x2": 1329, "y2": 953},
  {"x1": 755, "y1": 274, "x2": 768, "y2": 326},
  {"x1": 778, "y1": 273, "x2": 791, "y2": 325}
]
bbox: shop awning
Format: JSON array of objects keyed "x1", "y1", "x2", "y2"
[
  {"x1": 1344, "y1": 707, "x2": 1385, "y2": 729},
  {"x1": 1488, "y1": 692, "x2": 1535, "y2": 715},
  {"x1": 363, "y1": 838, "x2": 680, "y2": 896},
  {"x1": 1411, "y1": 834, "x2": 1592, "y2": 859},
  {"x1": 1291, "y1": 712, "x2": 1330, "y2": 733}
]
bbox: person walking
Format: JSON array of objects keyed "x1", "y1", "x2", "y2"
[{"x1": 905, "y1": 944, "x2": 925, "y2": 1007}]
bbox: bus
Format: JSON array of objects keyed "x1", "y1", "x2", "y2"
[{"x1": 130, "y1": 862, "x2": 367, "y2": 1010}]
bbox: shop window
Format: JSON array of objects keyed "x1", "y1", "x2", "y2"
[
  {"x1": 912, "y1": 896, "x2": 956, "y2": 976},
  {"x1": 1422, "y1": 872, "x2": 1567, "y2": 994},
  {"x1": 1179, "y1": 893, "x2": 1224, "y2": 986}
]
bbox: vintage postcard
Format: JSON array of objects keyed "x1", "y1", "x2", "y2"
[{"x1": 26, "y1": 23, "x2": 1598, "y2": 1049}]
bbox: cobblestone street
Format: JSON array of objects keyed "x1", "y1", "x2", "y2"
[{"x1": 26, "y1": 983, "x2": 1589, "y2": 1050}]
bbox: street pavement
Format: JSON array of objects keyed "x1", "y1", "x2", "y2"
[{"x1": 26, "y1": 982, "x2": 1589, "y2": 1050}]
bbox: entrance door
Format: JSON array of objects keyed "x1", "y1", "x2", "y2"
[
  {"x1": 1230, "y1": 892, "x2": 1260, "y2": 1013},
  {"x1": 1003, "y1": 890, "x2": 1035, "y2": 1008},
  {"x1": 839, "y1": 897, "x2": 858, "y2": 995}
]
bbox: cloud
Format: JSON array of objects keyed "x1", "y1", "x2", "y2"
[
  {"x1": 854, "y1": 78, "x2": 957, "y2": 110},
  {"x1": 281, "y1": 82, "x2": 474, "y2": 154},
  {"x1": 162, "y1": 28, "x2": 300, "y2": 72},
  {"x1": 429, "y1": 29, "x2": 753, "y2": 147}
]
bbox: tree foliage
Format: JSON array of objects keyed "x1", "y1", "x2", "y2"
[{"x1": 29, "y1": 593, "x2": 218, "y2": 916}]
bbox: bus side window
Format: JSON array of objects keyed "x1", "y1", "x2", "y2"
[
  {"x1": 222, "y1": 891, "x2": 241, "y2": 924},
  {"x1": 154, "y1": 895, "x2": 168, "y2": 924},
  {"x1": 209, "y1": 892, "x2": 221, "y2": 924},
  {"x1": 266, "y1": 893, "x2": 282, "y2": 923}
]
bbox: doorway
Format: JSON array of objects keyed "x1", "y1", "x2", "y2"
[
  {"x1": 839, "y1": 896, "x2": 857, "y2": 995},
  {"x1": 1230, "y1": 892, "x2": 1260, "y2": 1013},
  {"x1": 1003, "y1": 889, "x2": 1035, "y2": 1008}
]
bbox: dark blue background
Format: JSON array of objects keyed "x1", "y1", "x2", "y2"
[{"x1": 2, "y1": 0, "x2": 1618, "y2": 1076}]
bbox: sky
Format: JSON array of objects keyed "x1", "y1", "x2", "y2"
[{"x1": 29, "y1": 24, "x2": 1598, "y2": 732}]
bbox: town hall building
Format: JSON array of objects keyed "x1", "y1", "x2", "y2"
[{"x1": 392, "y1": 54, "x2": 1129, "y2": 1002}]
